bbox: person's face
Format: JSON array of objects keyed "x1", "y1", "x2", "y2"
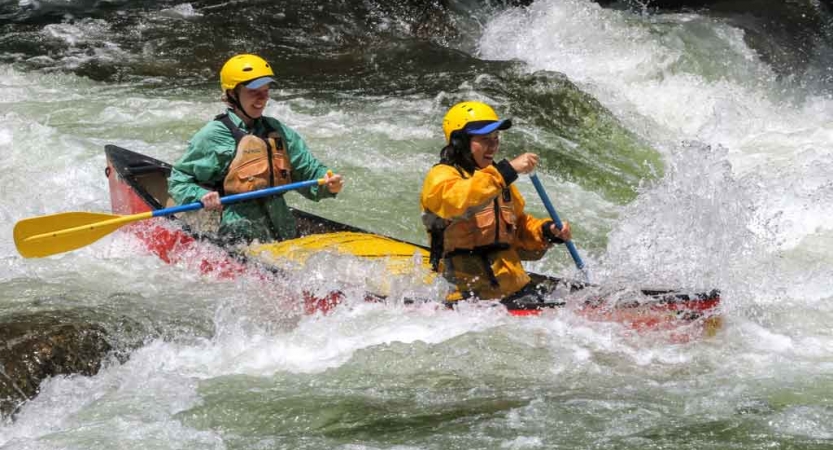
[
  {"x1": 469, "y1": 131, "x2": 501, "y2": 169},
  {"x1": 237, "y1": 84, "x2": 270, "y2": 118}
]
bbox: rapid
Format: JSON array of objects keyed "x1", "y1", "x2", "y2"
[{"x1": 1, "y1": 0, "x2": 832, "y2": 448}]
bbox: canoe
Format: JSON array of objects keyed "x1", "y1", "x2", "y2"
[{"x1": 104, "y1": 144, "x2": 722, "y2": 340}]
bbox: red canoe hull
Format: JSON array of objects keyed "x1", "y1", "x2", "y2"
[{"x1": 104, "y1": 145, "x2": 722, "y2": 341}]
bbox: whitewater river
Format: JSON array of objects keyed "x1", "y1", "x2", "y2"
[{"x1": 1, "y1": 0, "x2": 832, "y2": 448}]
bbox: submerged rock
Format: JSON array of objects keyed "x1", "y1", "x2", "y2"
[{"x1": 0, "y1": 313, "x2": 114, "y2": 419}]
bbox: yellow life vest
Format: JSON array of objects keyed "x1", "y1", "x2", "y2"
[{"x1": 217, "y1": 114, "x2": 292, "y2": 195}]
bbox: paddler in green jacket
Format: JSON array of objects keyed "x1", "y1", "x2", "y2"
[{"x1": 169, "y1": 54, "x2": 344, "y2": 244}]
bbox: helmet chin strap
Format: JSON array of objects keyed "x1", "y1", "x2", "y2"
[{"x1": 228, "y1": 89, "x2": 256, "y2": 123}]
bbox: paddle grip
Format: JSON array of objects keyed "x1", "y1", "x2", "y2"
[{"x1": 529, "y1": 173, "x2": 586, "y2": 271}]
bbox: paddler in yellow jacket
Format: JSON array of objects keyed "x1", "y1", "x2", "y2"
[
  {"x1": 168, "y1": 54, "x2": 344, "y2": 244},
  {"x1": 420, "y1": 101, "x2": 572, "y2": 302}
]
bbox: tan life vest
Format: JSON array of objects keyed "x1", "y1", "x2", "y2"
[
  {"x1": 421, "y1": 163, "x2": 524, "y2": 295},
  {"x1": 442, "y1": 187, "x2": 517, "y2": 254},
  {"x1": 422, "y1": 186, "x2": 519, "y2": 293},
  {"x1": 217, "y1": 114, "x2": 292, "y2": 195},
  {"x1": 422, "y1": 163, "x2": 519, "y2": 271},
  {"x1": 223, "y1": 134, "x2": 292, "y2": 194}
]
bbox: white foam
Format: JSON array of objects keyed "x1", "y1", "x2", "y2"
[{"x1": 478, "y1": 0, "x2": 833, "y2": 298}]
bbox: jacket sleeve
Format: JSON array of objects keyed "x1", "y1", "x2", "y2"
[
  {"x1": 420, "y1": 162, "x2": 515, "y2": 219},
  {"x1": 168, "y1": 122, "x2": 233, "y2": 205},
  {"x1": 278, "y1": 122, "x2": 335, "y2": 201},
  {"x1": 511, "y1": 185, "x2": 553, "y2": 256}
]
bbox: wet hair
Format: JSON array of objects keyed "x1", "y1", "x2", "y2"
[
  {"x1": 221, "y1": 85, "x2": 242, "y2": 105},
  {"x1": 439, "y1": 130, "x2": 476, "y2": 173}
]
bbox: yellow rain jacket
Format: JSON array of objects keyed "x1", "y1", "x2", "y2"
[{"x1": 420, "y1": 161, "x2": 555, "y2": 300}]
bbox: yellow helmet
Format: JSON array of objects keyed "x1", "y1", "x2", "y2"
[
  {"x1": 442, "y1": 101, "x2": 512, "y2": 143},
  {"x1": 219, "y1": 54, "x2": 276, "y2": 91}
]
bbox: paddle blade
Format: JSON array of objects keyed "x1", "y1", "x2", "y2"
[{"x1": 14, "y1": 211, "x2": 134, "y2": 258}]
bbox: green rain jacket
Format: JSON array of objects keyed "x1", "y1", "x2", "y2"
[{"x1": 168, "y1": 110, "x2": 336, "y2": 243}]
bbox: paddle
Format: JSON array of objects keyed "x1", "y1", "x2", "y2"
[
  {"x1": 14, "y1": 174, "x2": 330, "y2": 258},
  {"x1": 529, "y1": 173, "x2": 590, "y2": 282}
]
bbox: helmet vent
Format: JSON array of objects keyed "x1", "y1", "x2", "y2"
[{"x1": 242, "y1": 67, "x2": 253, "y2": 72}]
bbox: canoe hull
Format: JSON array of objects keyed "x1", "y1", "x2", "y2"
[{"x1": 104, "y1": 145, "x2": 722, "y2": 341}]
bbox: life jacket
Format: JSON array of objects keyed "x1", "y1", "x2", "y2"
[
  {"x1": 421, "y1": 163, "x2": 518, "y2": 287},
  {"x1": 216, "y1": 113, "x2": 292, "y2": 195}
]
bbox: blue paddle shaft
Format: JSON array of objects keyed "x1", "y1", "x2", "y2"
[
  {"x1": 529, "y1": 173, "x2": 585, "y2": 271},
  {"x1": 151, "y1": 178, "x2": 322, "y2": 218}
]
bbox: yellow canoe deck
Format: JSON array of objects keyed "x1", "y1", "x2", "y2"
[{"x1": 247, "y1": 231, "x2": 438, "y2": 297}]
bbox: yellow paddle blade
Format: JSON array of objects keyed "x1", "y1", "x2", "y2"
[
  {"x1": 14, "y1": 211, "x2": 151, "y2": 258},
  {"x1": 249, "y1": 231, "x2": 432, "y2": 276}
]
